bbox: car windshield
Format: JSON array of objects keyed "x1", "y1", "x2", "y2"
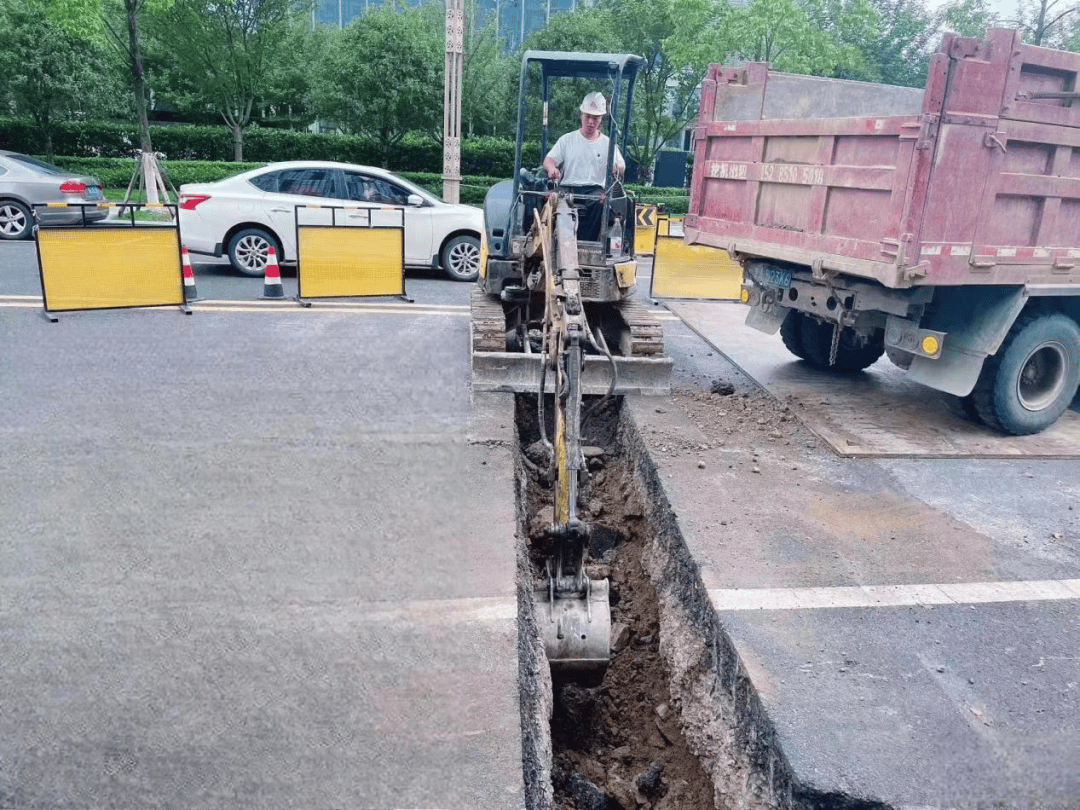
[{"x1": 7, "y1": 154, "x2": 69, "y2": 175}]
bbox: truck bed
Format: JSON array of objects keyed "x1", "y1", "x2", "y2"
[{"x1": 685, "y1": 29, "x2": 1080, "y2": 290}]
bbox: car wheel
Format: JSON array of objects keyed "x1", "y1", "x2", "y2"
[
  {"x1": 969, "y1": 310, "x2": 1080, "y2": 435},
  {"x1": 228, "y1": 227, "x2": 280, "y2": 277},
  {"x1": 0, "y1": 200, "x2": 33, "y2": 240},
  {"x1": 441, "y1": 235, "x2": 480, "y2": 282}
]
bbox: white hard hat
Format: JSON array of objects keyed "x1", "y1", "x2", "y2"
[{"x1": 580, "y1": 92, "x2": 607, "y2": 116}]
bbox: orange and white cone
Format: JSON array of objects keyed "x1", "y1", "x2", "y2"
[
  {"x1": 181, "y1": 247, "x2": 199, "y2": 301},
  {"x1": 262, "y1": 246, "x2": 284, "y2": 299}
]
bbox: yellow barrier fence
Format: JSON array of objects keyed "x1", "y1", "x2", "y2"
[
  {"x1": 35, "y1": 204, "x2": 185, "y2": 319},
  {"x1": 649, "y1": 234, "x2": 743, "y2": 300},
  {"x1": 295, "y1": 205, "x2": 406, "y2": 302},
  {"x1": 634, "y1": 204, "x2": 659, "y2": 256}
]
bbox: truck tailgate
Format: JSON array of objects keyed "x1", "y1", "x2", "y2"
[{"x1": 685, "y1": 29, "x2": 1080, "y2": 291}]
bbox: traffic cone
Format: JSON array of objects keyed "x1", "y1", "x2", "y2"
[
  {"x1": 262, "y1": 246, "x2": 284, "y2": 299},
  {"x1": 181, "y1": 247, "x2": 199, "y2": 301}
]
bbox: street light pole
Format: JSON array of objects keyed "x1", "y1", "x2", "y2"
[{"x1": 443, "y1": 0, "x2": 464, "y2": 204}]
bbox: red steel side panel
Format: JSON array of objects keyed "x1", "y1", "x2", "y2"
[
  {"x1": 686, "y1": 28, "x2": 1080, "y2": 290},
  {"x1": 687, "y1": 102, "x2": 926, "y2": 287}
]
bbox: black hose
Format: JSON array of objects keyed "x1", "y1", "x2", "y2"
[{"x1": 583, "y1": 317, "x2": 617, "y2": 424}]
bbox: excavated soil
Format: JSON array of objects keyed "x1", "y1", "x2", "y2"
[{"x1": 516, "y1": 395, "x2": 718, "y2": 810}]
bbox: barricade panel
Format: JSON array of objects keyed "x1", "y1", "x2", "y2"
[
  {"x1": 295, "y1": 205, "x2": 405, "y2": 300},
  {"x1": 649, "y1": 234, "x2": 743, "y2": 300},
  {"x1": 36, "y1": 214, "x2": 183, "y2": 313},
  {"x1": 634, "y1": 203, "x2": 659, "y2": 256}
]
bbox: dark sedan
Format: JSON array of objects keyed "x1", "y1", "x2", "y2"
[{"x1": 0, "y1": 151, "x2": 108, "y2": 240}]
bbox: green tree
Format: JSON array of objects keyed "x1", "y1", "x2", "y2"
[
  {"x1": 524, "y1": 0, "x2": 707, "y2": 184},
  {"x1": 858, "y1": 0, "x2": 937, "y2": 87},
  {"x1": 0, "y1": 0, "x2": 119, "y2": 158},
  {"x1": 1015, "y1": 0, "x2": 1080, "y2": 46},
  {"x1": 938, "y1": 0, "x2": 999, "y2": 39},
  {"x1": 723, "y1": 0, "x2": 875, "y2": 75},
  {"x1": 309, "y1": 3, "x2": 443, "y2": 163},
  {"x1": 259, "y1": 17, "x2": 331, "y2": 127},
  {"x1": 521, "y1": 8, "x2": 621, "y2": 145},
  {"x1": 461, "y1": 0, "x2": 517, "y2": 137},
  {"x1": 45, "y1": 0, "x2": 173, "y2": 200},
  {"x1": 150, "y1": 0, "x2": 309, "y2": 160}
]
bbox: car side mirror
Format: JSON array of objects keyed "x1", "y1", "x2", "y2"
[{"x1": 407, "y1": 193, "x2": 424, "y2": 207}]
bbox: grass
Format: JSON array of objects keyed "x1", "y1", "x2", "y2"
[{"x1": 101, "y1": 189, "x2": 179, "y2": 221}]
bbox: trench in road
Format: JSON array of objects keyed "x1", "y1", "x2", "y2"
[{"x1": 512, "y1": 394, "x2": 828, "y2": 810}]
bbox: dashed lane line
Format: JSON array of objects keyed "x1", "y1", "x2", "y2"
[{"x1": 708, "y1": 578, "x2": 1080, "y2": 611}]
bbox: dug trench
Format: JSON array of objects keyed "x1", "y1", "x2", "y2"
[{"x1": 514, "y1": 394, "x2": 800, "y2": 810}]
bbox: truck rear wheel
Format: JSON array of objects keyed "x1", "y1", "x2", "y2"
[
  {"x1": 799, "y1": 315, "x2": 884, "y2": 372},
  {"x1": 779, "y1": 310, "x2": 809, "y2": 360},
  {"x1": 969, "y1": 311, "x2": 1080, "y2": 435}
]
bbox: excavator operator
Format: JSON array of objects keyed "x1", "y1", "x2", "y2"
[{"x1": 542, "y1": 91, "x2": 625, "y2": 242}]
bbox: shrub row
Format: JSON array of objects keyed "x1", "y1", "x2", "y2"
[
  {"x1": 47, "y1": 156, "x2": 689, "y2": 214},
  {"x1": 0, "y1": 118, "x2": 521, "y2": 176}
]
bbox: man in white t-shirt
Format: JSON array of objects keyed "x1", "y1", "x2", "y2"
[{"x1": 542, "y1": 92, "x2": 626, "y2": 241}]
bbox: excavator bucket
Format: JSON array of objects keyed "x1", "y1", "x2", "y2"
[{"x1": 534, "y1": 578, "x2": 611, "y2": 672}]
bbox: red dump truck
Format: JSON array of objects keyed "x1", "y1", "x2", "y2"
[{"x1": 685, "y1": 28, "x2": 1080, "y2": 434}]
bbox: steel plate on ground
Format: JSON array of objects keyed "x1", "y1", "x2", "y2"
[{"x1": 666, "y1": 300, "x2": 1080, "y2": 458}]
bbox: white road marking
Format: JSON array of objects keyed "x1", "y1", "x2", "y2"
[
  {"x1": 194, "y1": 303, "x2": 469, "y2": 316},
  {"x1": 353, "y1": 596, "x2": 516, "y2": 624},
  {"x1": 0, "y1": 295, "x2": 469, "y2": 317},
  {"x1": 708, "y1": 579, "x2": 1080, "y2": 611}
]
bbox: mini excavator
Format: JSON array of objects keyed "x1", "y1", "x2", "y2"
[{"x1": 471, "y1": 52, "x2": 673, "y2": 674}]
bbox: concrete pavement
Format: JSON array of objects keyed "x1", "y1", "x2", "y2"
[
  {"x1": 631, "y1": 299, "x2": 1080, "y2": 808},
  {"x1": 0, "y1": 300, "x2": 522, "y2": 809}
]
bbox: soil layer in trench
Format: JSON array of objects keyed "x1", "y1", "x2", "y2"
[{"x1": 518, "y1": 394, "x2": 718, "y2": 810}]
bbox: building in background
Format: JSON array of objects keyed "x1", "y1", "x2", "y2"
[{"x1": 311, "y1": 0, "x2": 582, "y2": 49}]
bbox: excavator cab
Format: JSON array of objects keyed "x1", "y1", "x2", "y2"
[
  {"x1": 480, "y1": 51, "x2": 642, "y2": 304},
  {"x1": 472, "y1": 52, "x2": 672, "y2": 676},
  {"x1": 474, "y1": 51, "x2": 670, "y2": 395}
]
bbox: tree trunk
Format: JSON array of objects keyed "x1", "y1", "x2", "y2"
[
  {"x1": 126, "y1": 0, "x2": 160, "y2": 204},
  {"x1": 233, "y1": 123, "x2": 244, "y2": 162}
]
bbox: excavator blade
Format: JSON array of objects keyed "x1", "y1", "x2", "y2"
[{"x1": 471, "y1": 350, "x2": 672, "y2": 396}]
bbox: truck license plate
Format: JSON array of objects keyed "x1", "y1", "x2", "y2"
[{"x1": 763, "y1": 267, "x2": 791, "y2": 289}]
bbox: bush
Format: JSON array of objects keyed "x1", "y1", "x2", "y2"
[
  {"x1": 48, "y1": 157, "x2": 264, "y2": 188},
  {"x1": 0, "y1": 117, "x2": 522, "y2": 175},
  {"x1": 43, "y1": 155, "x2": 685, "y2": 213}
]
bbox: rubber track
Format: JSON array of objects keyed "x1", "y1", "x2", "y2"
[
  {"x1": 472, "y1": 288, "x2": 665, "y2": 358},
  {"x1": 470, "y1": 287, "x2": 507, "y2": 353},
  {"x1": 614, "y1": 298, "x2": 665, "y2": 357}
]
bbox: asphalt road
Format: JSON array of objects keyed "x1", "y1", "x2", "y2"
[
  {"x1": 4, "y1": 236, "x2": 1080, "y2": 809},
  {"x1": 0, "y1": 240, "x2": 523, "y2": 809}
]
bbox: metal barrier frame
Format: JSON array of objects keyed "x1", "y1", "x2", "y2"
[
  {"x1": 633, "y1": 203, "x2": 660, "y2": 256},
  {"x1": 648, "y1": 233, "x2": 744, "y2": 303},
  {"x1": 293, "y1": 204, "x2": 411, "y2": 306},
  {"x1": 33, "y1": 202, "x2": 187, "y2": 322}
]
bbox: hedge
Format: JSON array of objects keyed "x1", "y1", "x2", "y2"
[
  {"x1": 45, "y1": 155, "x2": 689, "y2": 214},
  {"x1": 0, "y1": 117, "x2": 521, "y2": 176}
]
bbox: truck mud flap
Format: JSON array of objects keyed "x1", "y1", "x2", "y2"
[{"x1": 471, "y1": 351, "x2": 673, "y2": 396}]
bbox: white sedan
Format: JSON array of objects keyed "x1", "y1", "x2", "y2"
[{"x1": 178, "y1": 161, "x2": 483, "y2": 281}]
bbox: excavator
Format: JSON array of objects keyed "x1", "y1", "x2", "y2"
[{"x1": 471, "y1": 52, "x2": 673, "y2": 674}]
